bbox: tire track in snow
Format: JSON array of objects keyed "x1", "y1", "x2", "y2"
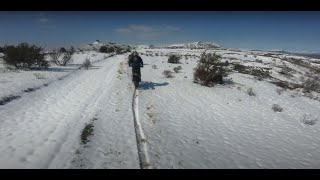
[
  {"x1": 132, "y1": 87, "x2": 151, "y2": 169},
  {"x1": 0, "y1": 55, "x2": 121, "y2": 168},
  {"x1": 0, "y1": 53, "x2": 115, "y2": 106},
  {"x1": 46, "y1": 61, "x2": 118, "y2": 168}
]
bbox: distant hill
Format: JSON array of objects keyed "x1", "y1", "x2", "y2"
[
  {"x1": 166, "y1": 41, "x2": 222, "y2": 49},
  {"x1": 270, "y1": 50, "x2": 320, "y2": 59},
  {"x1": 81, "y1": 40, "x2": 131, "y2": 52}
]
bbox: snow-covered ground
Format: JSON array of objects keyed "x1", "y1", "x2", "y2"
[
  {"x1": 137, "y1": 48, "x2": 320, "y2": 168},
  {"x1": 0, "y1": 53, "x2": 140, "y2": 168},
  {"x1": 1, "y1": 47, "x2": 320, "y2": 168},
  {"x1": 0, "y1": 51, "x2": 113, "y2": 100},
  {"x1": 165, "y1": 41, "x2": 221, "y2": 49}
]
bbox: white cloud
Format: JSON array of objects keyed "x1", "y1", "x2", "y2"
[
  {"x1": 115, "y1": 24, "x2": 180, "y2": 39},
  {"x1": 39, "y1": 18, "x2": 49, "y2": 23},
  {"x1": 35, "y1": 15, "x2": 56, "y2": 29}
]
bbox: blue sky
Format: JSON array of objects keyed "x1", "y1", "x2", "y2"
[{"x1": 0, "y1": 11, "x2": 320, "y2": 52}]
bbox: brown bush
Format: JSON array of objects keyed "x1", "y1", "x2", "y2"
[
  {"x1": 168, "y1": 54, "x2": 181, "y2": 64},
  {"x1": 301, "y1": 76, "x2": 320, "y2": 93},
  {"x1": 173, "y1": 66, "x2": 182, "y2": 73},
  {"x1": 246, "y1": 87, "x2": 256, "y2": 96},
  {"x1": 163, "y1": 70, "x2": 174, "y2": 78},
  {"x1": 272, "y1": 104, "x2": 283, "y2": 112},
  {"x1": 3, "y1": 43, "x2": 49, "y2": 70}
]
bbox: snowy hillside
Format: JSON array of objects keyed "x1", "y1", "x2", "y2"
[
  {"x1": 0, "y1": 51, "x2": 114, "y2": 100},
  {"x1": 1, "y1": 46, "x2": 320, "y2": 168},
  {"x1": 81, "y1": 40, "x2": 102, "y2": 51},
  {"x1": 135, "y1": 45, "x2": 150, "y2": 49},
  {"x1": 166, "y1": 41, "x2": 221, "y2": 49},
  {"x1": 136, "y1": 48, "x2": 320, "y2": 168},
  {"x1": 81, "y1": 40, "x2": 131, "y2": 52}
]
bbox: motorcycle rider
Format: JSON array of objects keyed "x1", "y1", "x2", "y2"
[{"x1": 128, "y1": 51, "x2": 144, "y2": 82}]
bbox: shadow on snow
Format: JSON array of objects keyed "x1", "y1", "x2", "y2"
[{"x1": 140, "y1": 81, "x2": 169, "y2": 90}]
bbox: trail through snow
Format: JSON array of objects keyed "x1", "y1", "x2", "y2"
[{"x1": 0, "y1": 54, "x2": 139, "y2": 169}]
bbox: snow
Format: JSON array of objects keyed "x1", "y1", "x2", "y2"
[
  {"x1": 132, "y1": 89, "x2": 151, "y2": 169},
  {"x1": 83, "y1": 42, "x2": 104, "y2": 51},
  {"x1": 0, "y1": 53, "x2": 139, "y2": 168},
  {"x1": 1, "y1": 46, "x2": 320, "y2": 168},
  {"x1": 0, "y1": 51, "x2": 112, "y2": 100},
  {"x1": 137, "y1": 49, "x2": 320, "y2": 168},
  {"x1": 135, "y1": 45, "x2": 150, "y2": 49},
  {"x1": 189, "y1": 41, "x2": 221, "y2": 48},
  {"x1": 167, "y1": 43, "x2": 185, "y2": 48},
  {"x1": 166, "y1": 41, "x2": 221, "y2": 49},
  {"x1": 82, "y1": 41, "x2": 131, "y2": 52},
  {"x1": 92, "y1": 41, "x2": 100, "y2": 45}
]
